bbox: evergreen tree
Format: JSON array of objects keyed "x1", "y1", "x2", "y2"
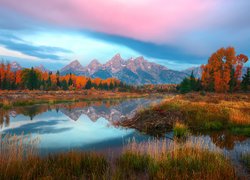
[
  {"x1": 179, "y1": 78, "x2": 191, "y2": 94},
  {"x1": 109, "y1": 82, "x2": 114, "y2": 90},
  {"x1": 190, "y1": 71, "x2": 196, "y2": 90},
  {"x1": 56, "y1": 70, "x2": 61, "y2": 87},
  {"x1": 61, "y1": 79, "x2": 69, "y2": 90},
  {"x1": 98, "y1": 82, "x2": 103, "y2": 90},
  {"x1": 85, "y1": 79, "x2": 92, "y2": 89},
  {"x1": 26, "y1": 67, "x2": 39, "y2": 90},
  {"x1": 103, "y1": 83, "x2": 108, "y2": 90},
  {"x1": 68, "y1": 73, "x2": 73, "y2": 86},
  {"x1": 46, "y1": 72, "x2": 52, "y2": 90},
  {"x1": 195, "y1": 79, "x2": 202, "y2": 91},
  {"x1": 241, "y1": 68, "x2": 250, "y2": 91}
]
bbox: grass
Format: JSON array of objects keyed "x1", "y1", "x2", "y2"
[
  {"x1": 117, "y1": 93, "x2": 250, "y2": 137},
  {"x1": 231, "y1": 126, "x2": 250, "y2": 136},
  {"x1": 173, "y1": 122, "x2": 189, "y2": 138},
  {"x1": 0, "y1": 134, "x2": 238, "y2": 179},
  {"x1": 0, "y1": 90, "x2": 149, "y2": 109},
  {"x1": 119, "y1": 138, "x2": 236, "y2": 179}
]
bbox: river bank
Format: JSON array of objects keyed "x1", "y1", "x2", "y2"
[{"x1": 0, "y1": 90, "x2": 155, "y2": 108}]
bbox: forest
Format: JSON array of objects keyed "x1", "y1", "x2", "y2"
[{"x1": 0, "y1": 64, "x2": 130, "y2": 91}]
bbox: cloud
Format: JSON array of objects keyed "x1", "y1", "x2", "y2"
[
  {"x1": 0, "y1": 0, "x2": 216, "y2": 43},
  {"x1": 0, "y1": 32, "x2": 72, "y2": 60},
  {"x1": 0, "y1": 0, "x2": 249, "y2": 68},
  {"x1": 85, "y1": 30, "x2": 205, "y2": 64}
]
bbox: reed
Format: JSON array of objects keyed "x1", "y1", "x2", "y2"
[
  {"x1": 120, "y1": 138, "x2": 236, "y2": 179},
  {"x1": 0, "y1": 134, "x2": 239, "y2": 179}
]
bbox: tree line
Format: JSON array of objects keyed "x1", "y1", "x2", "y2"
[
  {"x1": 0, "y1": 63, "x2": 132, "y2": 91},
  {"x1": 178, "y1": 47, "x2": 250, "y2": 93}
]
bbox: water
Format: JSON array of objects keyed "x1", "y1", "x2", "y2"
[
  {"x1": 0, "y1": 98, "x2": 249, "y2": 167},
  {"x1": 0, "y1": 98, "x2": 160, "y2": 154}
]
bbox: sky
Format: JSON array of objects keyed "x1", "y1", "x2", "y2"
[{"x1": 0, "y1": 0, "x2": 250, "y2": 70}]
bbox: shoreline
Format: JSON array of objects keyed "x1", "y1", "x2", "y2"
[{"x1": 0, "y1": 90, "x2": 162, "y2": 109}]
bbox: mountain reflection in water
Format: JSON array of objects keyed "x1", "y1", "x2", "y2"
[
  {"x1": 0, "y1": 98, "x2": 249, "y2": 158},
  {"x1": 0, "y1": 98, "x2": 161, "y2": 153}
]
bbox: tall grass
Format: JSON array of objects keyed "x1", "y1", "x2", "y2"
[
  {"x1": 0, "y1": 134, "x2": 238, "y2": 179},
  {"x1": 0, "y1": 133, "x2": 108, "y2": 179},
  {"x1": 173, "y1": 122, "x2": 189, "y2": 138},
  {"x1": 118, "y1": 138, "x2": 236, "y2": 179}
]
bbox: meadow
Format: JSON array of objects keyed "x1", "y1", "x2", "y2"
[{"x1": 117, "y1": 93, "x2": 250, "y2": 137}]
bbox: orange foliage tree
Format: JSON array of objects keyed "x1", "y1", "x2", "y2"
[{"x1": 201, "y1": 47, "x2": 248, "y2": 92}]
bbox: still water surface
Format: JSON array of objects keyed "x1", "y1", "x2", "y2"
[{"x1": 0, "y1": 98, "x2": 249, "y2": 163}]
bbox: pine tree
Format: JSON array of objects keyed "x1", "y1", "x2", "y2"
[
  {"x1": 85, "y1": 79, "x2": 92, "y2": 89},
  {"x1": 190, "y1": 71, "x2": 196, "y2": 91},
  {"x1": 179, "y1": 78, "x2": 191, "y2": 94},
  {"x1": 241, "y1": 68, "x2": 250, "y2": 91},
  {"x1": 61, "y1": 79, "x2": 69, "y2": 90},
  {"x1": 56, "y1": 70, "x2": 61, "y2": 88},
  {"x1": 109, "y1": 82, "x2": 114, "y2": 90},
  {"x1": 68, "y1": 73, "x2": 73, "y2": 86},
  {"x1": 46, "y1": 72, "x2": 52, "y2": 90}
]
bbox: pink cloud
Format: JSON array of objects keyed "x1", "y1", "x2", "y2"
[{"x1": 1, "y1": 0, "x2": 216, "y2": 43}]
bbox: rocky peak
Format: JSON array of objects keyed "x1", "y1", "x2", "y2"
[
  {"x1": 10, "y1": 61, "x2": 22, "y2": 71},
  {"x1": 35, "y1": 64, "x2": 48, "y2": 72},
  {"x1": 69, "y1": 60, "x2": 82, "y2": 67},
  {"x1": 88, "y1": 59, "x2": 101, "y2": 68},
  {"x1": 108, "y1": 53, "x2": 124, "y2": 64},
  {"x1": 60, "y1": 60, "x2": 85, "y2": 75},
  {"x1": 105, "y1": 53, "x2": 126, "y2": 73},
  {"x1": 86, "y1": 59, "x2": 102, "y2": 74}
]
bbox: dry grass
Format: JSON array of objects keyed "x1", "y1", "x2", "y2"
[
  {"x1": 0, "y1": 90, "x2": 148, "y2": 108},
  {"x1": 173, "y1": 122, "x2": 189, "y2": 138},
  {"x1": 119, "y1": 138, "x2": 236, "y2": 179},
  {"x1": 117, "y1": 93, "x2": 250, "y2": 136},
  {"x1": 0, "y1": 134, "x2": 239, "y2": 179}
]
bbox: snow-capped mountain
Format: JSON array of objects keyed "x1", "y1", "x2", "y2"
[{"x1": 60, "y1": 55, "x2": 189, "y2": 84}]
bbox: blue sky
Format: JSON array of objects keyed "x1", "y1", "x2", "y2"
[{"x1": 0, "y1": 0, "x2": 250, "y2": 70}]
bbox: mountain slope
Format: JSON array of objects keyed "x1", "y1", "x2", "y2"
[
  {"x1": 60, "y1": 60, "x2": 85, "y2": 75},
  {"x1": 59, "y1": 55, "x2": 190, "y2": 84}
]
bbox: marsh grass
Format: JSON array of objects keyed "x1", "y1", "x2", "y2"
[
  {"x1": 173, "y1": 122, "x2": 189, "y2": 138},
  {"x1": 0, "y1": 134, "x2": 238, "y2": 179},
  {"x1": 0, "y1": 133, "x2": 108, "y2": 179},
  {"x1": 119, "y1": 94, "x2": 250, "y2": 136},
  {"x1": 119, "y1": 138, "x2": 236, "y2": 179}
]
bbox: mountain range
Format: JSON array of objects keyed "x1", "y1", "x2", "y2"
[
  {"x1": 9, "y1": 54, "x2": 249, "y2": 84},
  {"x1": 59, "y1": 54, "x2": 190, "y2": 84}
]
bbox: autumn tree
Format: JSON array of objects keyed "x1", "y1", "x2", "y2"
[{"x1": 201, "y1": 47, "x2": 248, "y2": 92}]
